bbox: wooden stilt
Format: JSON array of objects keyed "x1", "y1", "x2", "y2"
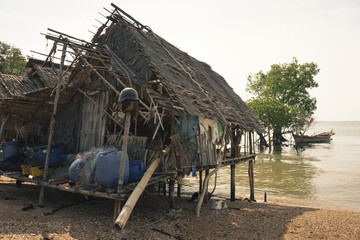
[
  {"x1": 199, "y1": 170, "x2": 203, "y2": 192},
  {"x1": 248, "y1": 159, "x2": 255, "y2": 201},
  {"x1": 163, "y1": 181, "x2": 166, "y2": 196},
  {"x1": 204, "y1": 169, "x2": 209, "y2": 203},
  {"x1": 39, "y1": 43, "x2": 67, "y2": 207},
  {"x1": 177, "y1": 180, "x2": 181, "y2": 197},
  {"x1": 169, "y1": 179, "x2": 175, "y2": 209},
  {"x1": 230, "y1": 129, "x2": 236, "y2": 201},
  {"x1": 230, "y1": 164, "x2": 236, "y2": 201}
]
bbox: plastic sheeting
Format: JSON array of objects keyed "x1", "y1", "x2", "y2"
[{"x1": 174, "y1": 115, "x2": 199, "y2": 176}]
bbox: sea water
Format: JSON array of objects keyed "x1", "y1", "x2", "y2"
[{"x1": 182, "y1": 121, "x2": 360, "y2": 210}]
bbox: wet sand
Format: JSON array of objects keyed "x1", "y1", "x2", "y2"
[{"x1": 1, "y1": 176, "x2": 359, "y2": 239}]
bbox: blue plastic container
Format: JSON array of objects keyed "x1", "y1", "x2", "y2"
[
  {"x1": 1, "y1": 142, "x2": 19, "y2": 160},
  {"x1": 95, "y1": 151, "x2": 129, "y2": 187},
  {"x1": 129, "y1": 160, "x2": 146, "y2": 181},
  {"x1": 35, "y1": 145, "x2": 65, "y2": 165},
  {"x1": 68, "y1": 158, "x2": 86, "y2": 182}
]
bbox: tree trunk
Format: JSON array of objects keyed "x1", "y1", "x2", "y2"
[
  {"x1": 267, "y1": 110, "x2": 272, "y2": 153},
  {"x1": 272, "y1": 131, "x2": 287, "y2": 146}
]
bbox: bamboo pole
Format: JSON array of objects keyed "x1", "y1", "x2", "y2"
[
  {"x1": 38, "y1": 43, "x2": 67, "y2": 207},
  {"x1": 114, "y1": 148, "x2": 169, "y2": 230}
]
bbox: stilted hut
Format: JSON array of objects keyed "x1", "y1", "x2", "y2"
[{"x1": 0, "y1": 4, "x2": 262, "y2": 231}]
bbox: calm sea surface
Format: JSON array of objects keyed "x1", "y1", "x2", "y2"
[{"x1": 183, "y1": 121, "x2": 360, "y2": 210}]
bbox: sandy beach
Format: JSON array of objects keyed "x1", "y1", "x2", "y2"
[{"x1": 1, "y1": 176, "x2": 359, "y2": 240}]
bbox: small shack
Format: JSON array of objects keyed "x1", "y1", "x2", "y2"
[{"x1": 0, "y1": 4, "x2": 262, "y2": 231}]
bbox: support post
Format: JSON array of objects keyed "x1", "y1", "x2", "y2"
[
  {"x1": 163, "y1": 181, "x2": 166, "y2": 196},
  {"x1": 117, "y1": 112, "x2": 131, "y2": 190},
  {"x1": 204, "y1": 169, "x2": 209, "y2": 203},
  {"x1": 230, "y1": 164, "x2": 236, "y2": 201},
  {"x1": 169, "y1": 179, "x2": 175, "y2": 209},
  {"x1": 177, "y1": 180, "x2": 181, "y2": 197},
  {"x1": 249, "y1": 132, "x2": 253, "y2": 154},
  {"x1": 230, "y1": 129, "x2": 236, "y2": 201},
  {"x1": 248, "y1": 159, "x2": 255, "y2": 201},
  {"x1": 199, "y1": 170, "x2": 203, "y2": 192},
  {"x1": 39, "y1": 43, "x2": 67, "y2": 207}
]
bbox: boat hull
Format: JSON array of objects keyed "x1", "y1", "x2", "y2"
[{"x1": 293, "y1": 134, "x2": 332, "y2": 144}]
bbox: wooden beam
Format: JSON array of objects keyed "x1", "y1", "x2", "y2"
[{"x1": 204, "y1": 169, "x2": 209, "y2": 203}]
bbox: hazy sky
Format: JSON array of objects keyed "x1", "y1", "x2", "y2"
[{"x1": 1, "y1": 0, "x2": 359, "y2": 121}]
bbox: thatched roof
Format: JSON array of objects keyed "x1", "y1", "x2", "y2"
[
  {"x1": 95, "y1": 15, "x2": 262, "y2": 132},
  {"x1": 0, "y1": 59, "x2": 72, "y2": 123}
]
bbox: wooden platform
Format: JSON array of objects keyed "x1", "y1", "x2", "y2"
[{"x1": 0, "y1": 154, "x2": 254, "y2": 201}]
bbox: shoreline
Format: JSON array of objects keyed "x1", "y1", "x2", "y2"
[
  {"x1": 1, "y1": 176, "x2": 360, "y2": 239},
  {"x1": 180, "y1": 188, "x2": 360, "y2": 214}
]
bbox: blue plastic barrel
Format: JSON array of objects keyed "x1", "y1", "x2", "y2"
[
  {"x1": 95, "y1": 151, "x2": 129, "y2": 187},
  {"x1": 129, "y1": 160, "x2": 146, "y2": 181},
  {"x1": 35, "y1": 145, "x2": 65, "y2": 165},
  {"x1": 1, "y1": 142, "x2": 19, "y2": 160}
]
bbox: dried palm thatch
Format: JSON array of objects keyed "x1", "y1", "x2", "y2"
[
  {"x1": 0, "y1": 59, "x2": 73, "y2": 124},
  {"x1": 94, "y1": 15, "x2": 262, "y2": 132}
]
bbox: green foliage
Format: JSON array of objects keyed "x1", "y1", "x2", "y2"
[
  {"x1": 247, "y1": 57, "x2": 319, "y2": 136},
  {"x1": 247, "y1": 98, "x2": 292, "y2": 133},
  {"x1": 0, "y1": 41, "x2": 27, "y2": 76}
]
